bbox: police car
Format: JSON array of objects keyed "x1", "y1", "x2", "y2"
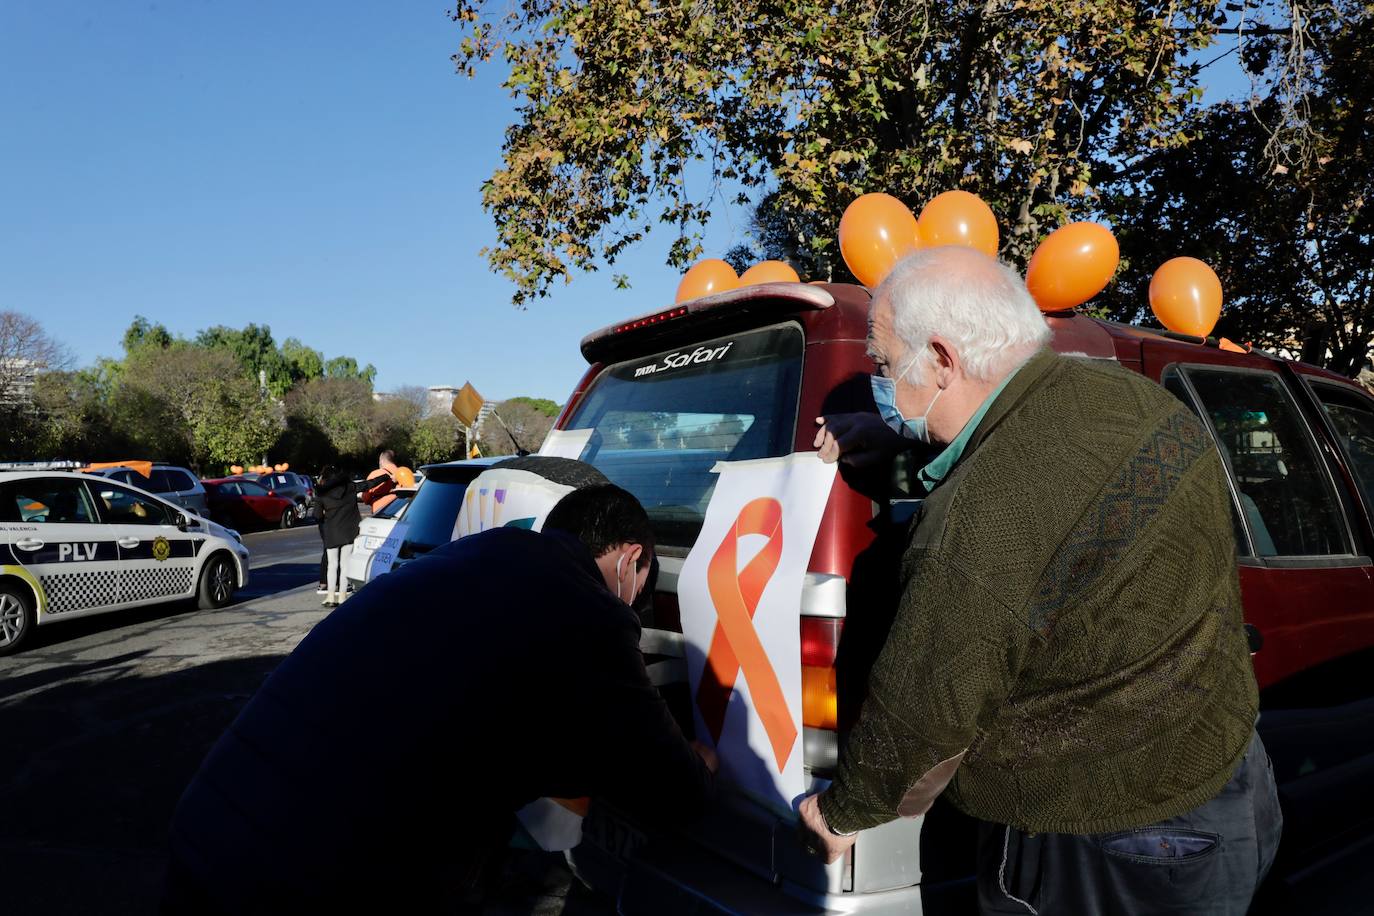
[{"x1": 0, "y1": 470, "x2": 251, "y2": 655}]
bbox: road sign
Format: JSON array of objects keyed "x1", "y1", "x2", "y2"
[{"x1": 450, "y1": 382, "x2": 484, "y2": 427}]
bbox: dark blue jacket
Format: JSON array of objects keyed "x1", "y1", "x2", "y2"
[{"x1": 168, "y1": 527, "x2": 711, "y2": 912}]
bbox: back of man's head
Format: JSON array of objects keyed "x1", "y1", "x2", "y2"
[
  {"x1": 878, "y1": 245, "x2": 1050, "y2": 385},
  {"x1": 545, "y1": 484, "x2": 655, "y2": 559},
  {"x1": 379, "y1": 449, "x2": 396, "y2": 464}
]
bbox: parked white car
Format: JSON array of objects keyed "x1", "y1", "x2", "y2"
[
  {"x1": 0, "y1": 470, "x2": 250, "y2": 655},
  {"x1": 344, "y1": 486, "x2": 415, "y2": 588},
  {"x1": 345, "y1": 459, "x2": 500, "y2": 591}
]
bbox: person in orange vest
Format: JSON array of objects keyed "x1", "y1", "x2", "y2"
[{"x1": 363, "y1": 449, "x2": 399, "y2": 513}]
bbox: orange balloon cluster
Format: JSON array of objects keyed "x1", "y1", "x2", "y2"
[
  {"x1": 838, "y1": 190, "x2": 1003, "y2": 288},
  {"x1": 230, "y1": 465, "x2": 244, "y2": 475},
  {"x1": 675, "y1": 191, "x2": 1220, "y2": 338},
  {"x1": 1025, "y1": 222, "x2": 1120, "y2": 313},
  {"x1": 1149, "y1": 257, "x2": 1223, "y2": 337},
  {"x1": 675, "y1": 257, "x2": 802, "y2": 303},
  {"x1": 395, "y1": 466, "x2": 416, "y2": 487}
]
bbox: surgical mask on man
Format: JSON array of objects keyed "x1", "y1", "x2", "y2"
[
  {"x1": 871, "y1": 351, "x2": 944, "y2": 444},
  {"x1": 616, "y1": 552, "x2": 639, "y2": 606}
]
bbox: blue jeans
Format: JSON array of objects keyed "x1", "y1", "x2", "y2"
[{"x1": 978, "y1": 731, "x2": 1282, "y2": 915}]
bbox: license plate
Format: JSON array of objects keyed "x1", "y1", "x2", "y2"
[
  {"x1": 582, "y1": 805, "x2": 647, "y2": 861},
  {"x1": 363, "y1": 536, "x2": 381, "y2": 549}
]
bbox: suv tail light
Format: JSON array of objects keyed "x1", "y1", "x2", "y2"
[
  {"x1": 801, "y1": 616, "x2": 842, "y2": 729},
  {"x1": 802, "y1": 615, "x2": 843, "y2": 773}
]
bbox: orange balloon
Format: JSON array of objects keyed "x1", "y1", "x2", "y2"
[
  {"x1": 917, "y1": 190, "x2": 999, "y2": 256},
  {"x1": 675, "y1": 259, "x2": 739, "y2": 303},
  {"x1": 1025, "y1": 222, "x2": 1120, "y2": 312},
  {"x1": 395, "y1": 466, "x2": 416, "y2": 487},
  {"x1": 839, "y1": 193, "x2": 920, "y2": 288},
  {"x1": 230, "y1": 465, "x2": 244, "y2": 475},
  {"x1": 1149, "y1": 257, "x2": 1223, "y2": 337},
  {"x1": 739, "y1": 260, "x2": 801, "y2": 285}
]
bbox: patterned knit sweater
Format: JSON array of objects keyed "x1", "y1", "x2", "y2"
[{"x1": 820, "y1": 349, "x2": 1259, "y2": 835}]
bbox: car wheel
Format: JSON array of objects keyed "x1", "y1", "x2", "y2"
[
  {"x1": 197, "y1": 555, "x2": 237, "y2": 610},
  {"x1": 0, "y1": 582, "x2": 36, "y2": 656},
  {"x1": 279, "y1": 508, "x2": 295, "y2": 529}
]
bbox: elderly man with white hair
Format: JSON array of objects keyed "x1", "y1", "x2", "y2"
[{"x1": 800, "y1": 246, "x2": 1280, "y2": 914}]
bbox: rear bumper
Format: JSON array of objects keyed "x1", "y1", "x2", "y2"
[
  {"x1": 345, "y1": 543, "x2": 374, "y2": 583},
  {"x1": 573, "y1": 832, "x2": 932, "y2": 916},
  {"x1": 569, "y1": 793, "x2": 963, "y2": 916}
]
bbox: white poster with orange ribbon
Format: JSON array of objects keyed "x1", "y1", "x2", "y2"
[{"x1": 678, "y1": 452, "x2": 838, "y2": 812}]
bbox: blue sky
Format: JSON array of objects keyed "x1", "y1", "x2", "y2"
[{"x1": 0, "y1": 2, "x2": 1248, "y2": 402}]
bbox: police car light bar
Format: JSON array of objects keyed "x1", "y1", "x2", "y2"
[{"x1": 0, "y1": 460, "x2": 84, "y2": 472}]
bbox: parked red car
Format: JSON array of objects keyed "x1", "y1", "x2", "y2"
[{"x1": 202, "y1": 477, "x2": 297, "y2": 531}]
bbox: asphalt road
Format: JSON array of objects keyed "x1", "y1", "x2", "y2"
[{"x1": 0, "y1": 525, "x2": 605, "y2": 915}]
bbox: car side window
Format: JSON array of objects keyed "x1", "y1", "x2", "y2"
[
  {"x1": 1162, "y1": 369, "x2": 1252, "y2": 554},
  {"x1": 1311, "y1": 383, "x2": 1374, "y2": 514},
  {"x1": 148, "y1": 469, "x2": 183, "y2": 493},
  {"x1": 92, "y1": 483, "x2": 173, "y2": 526},
  {"x1": 1185, "y1": 367, "x2": 1349, "y2": 557},
  {"x1": 0, "y1": 478, "x2": 98, "y2": 524},
  {"x1": 239, "y1": 481, "x2": 269, "y2": 497}
]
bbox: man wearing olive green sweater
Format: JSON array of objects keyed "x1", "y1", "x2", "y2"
[{"x1": 805, "y1": 247, "x2": 1280, "y2": 915}]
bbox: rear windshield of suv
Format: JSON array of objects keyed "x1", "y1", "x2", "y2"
[
  {"x1": 562, "y1": 323, "x2": 804, "y2": 549},
  {"x1": 401, "y1": 478, "x2": 471, "y2": 553}
]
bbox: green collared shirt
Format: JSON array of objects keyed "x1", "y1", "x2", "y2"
[{"x1": 916, "y1": 364, "x2": 1025, "y2": 494}]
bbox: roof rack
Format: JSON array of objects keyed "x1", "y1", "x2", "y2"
[{"x1": 1096, "y1": 319, "x2": 1260, "y2": 355}]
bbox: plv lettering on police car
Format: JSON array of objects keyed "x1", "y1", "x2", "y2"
[
  {"x1": 58, "y1": 542, "x2": 99, "y2": 561},
  {"x1": 633, "y1": 342, "x2": 734, "y2": 378}
]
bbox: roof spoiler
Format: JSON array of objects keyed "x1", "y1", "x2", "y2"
[{"x1": 580, "y1": 282, "x2": 835, "y2": 363}]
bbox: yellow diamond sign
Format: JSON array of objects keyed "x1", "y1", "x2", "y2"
[{"x1": 450, "y1": 382, "x2": 484, "y2": 428}]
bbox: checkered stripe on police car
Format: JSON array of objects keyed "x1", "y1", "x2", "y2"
[
  {"x1": 42, "y1": 570, "x2": 119, "y2": 614},
  {"x1": 122, "y1": 566, "x2": 194, "y2": 603}
]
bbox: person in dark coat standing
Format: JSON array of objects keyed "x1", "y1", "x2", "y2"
[
  {"x1": 163, "y1": 484, "x2": 716, "y2": 914},
  {"x1": 313, "y1": 465, "x2": 387, "y2": 607}
]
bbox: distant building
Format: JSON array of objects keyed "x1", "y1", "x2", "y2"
[
  {"x1": 426, "y1": 385, "x2": 462, "y2": 418},
  {"x1": 0, "y1": 357, "x2": 38, "y2": 407}
]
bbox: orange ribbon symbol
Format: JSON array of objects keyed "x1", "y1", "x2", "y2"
[{"x1": 696, "y1": 497, "x2": 798, "y2": 772}]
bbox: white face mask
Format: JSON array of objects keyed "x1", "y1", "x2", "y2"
[{"x1": 615, "y1": 552, "x2": 639, "y2": 605}]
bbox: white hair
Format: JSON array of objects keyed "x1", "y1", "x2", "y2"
[{"x1": 875, "y1": 246, "x2": 1051, "y2": 386}]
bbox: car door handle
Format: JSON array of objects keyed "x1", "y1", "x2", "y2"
[
  {"x1": 14, "y1": 538, "x2": 44, "y2": 551},
  {"x1": 117, "y1": 537, "x2": 140, "y2": 548}
]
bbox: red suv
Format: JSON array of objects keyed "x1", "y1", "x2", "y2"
[{"x1": 551, "y1": 282, "x2": 1374, "y2": 913}]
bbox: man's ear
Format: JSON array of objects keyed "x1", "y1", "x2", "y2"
[{"x1": 928, "y1": 336, "x2": 960, "y2": 387}]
